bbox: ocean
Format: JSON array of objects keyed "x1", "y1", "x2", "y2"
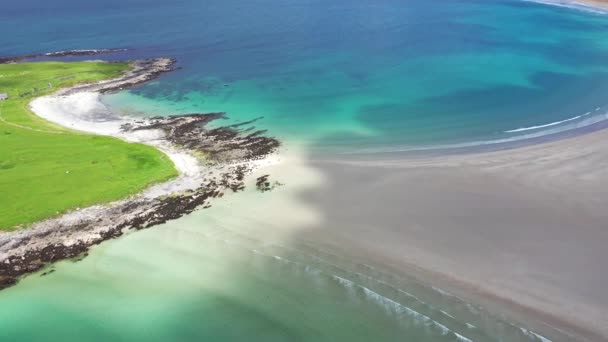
[{"x1": 1, "y1": 0, "x2": 608, "y2": 340}]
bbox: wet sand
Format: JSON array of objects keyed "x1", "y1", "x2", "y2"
[
  {"x1": 569, "y1": 0, "x2": 608, "y2": 10},
  {"x1": 530, "y1": 0, "x2": 608, "y2": 12},
  {"x1": 285, "y1": 127, "x2": 608, "y2": 341}
]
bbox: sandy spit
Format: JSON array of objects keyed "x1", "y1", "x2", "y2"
[{"x1": 291, "y1": 125, "x2": 608, "y2": 341}]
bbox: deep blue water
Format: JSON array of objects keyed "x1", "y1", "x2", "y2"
[{"x1": 3, "y1": 0, "x2": 608, "y2": 152}]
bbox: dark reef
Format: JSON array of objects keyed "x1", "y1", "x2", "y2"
[
  {"x1": 0, "y1": 48, "x2": 128, "y2": 64},
  {"x1": 0, "y1": 52, "x2": 280, "y2": 290}
]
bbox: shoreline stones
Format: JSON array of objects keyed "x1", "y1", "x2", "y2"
[
  {"x1": 0, "y1": 48, "x2": 128, "y2": 65},
  {"x1": 0, "y1": 52, "x2": 280, "y2": 290}
]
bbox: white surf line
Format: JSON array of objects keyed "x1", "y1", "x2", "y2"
[
  {"x1": 309, "y1": 254, "x2": 431, "y2": 305},
  {"x1": 332, "y1": 275, "x2": 475, "y2": 342},
  {"x1": 180, "y1": 178, "x2": 532, "y2": 340},
  {"x1": 340, "y1": 110, "x2": 608, "y2": 155},
  {"x1": 259, "y1": 251, "x2": 322, "y2": 276},
  {"x1": 504, "y1": 111, "x2": 594, "y2": 133},
  {"x1": 249, "y1": 248, "x2": 475, "y2": 341},
  {"x1": 217, "y1": 217, "x2": 552, "y2": 340},
  {"x1": 262, "y1": 241, "x2": 482, "y2": 329},
  {"x1": 520, "y1": 327, "x2": 553, "y2": 342},
  {"x1": 260, "y1": 242, "x2": 433, "y2": 307},
  {"x1": 306, "y1": 254, "x2": 431, "y2": 305},
  {"x1": 440, "y1": 310, "x2": 456, "y2": 320},
  {"x1": 282, "y1": 245, "x2": 559, "y2": 339},
  {"x1": 520, "y1": 0, "x2": 608, "y2": 14}
]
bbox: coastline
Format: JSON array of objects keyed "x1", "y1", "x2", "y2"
[
  {"x1": 524, "y1": 0, "x2": 608, "y2": 12},
  {"x1": 570, "y1": 0, "x2": 608, "y2": 11},
  {"x1": 2, "y1": 50, "x2": 607, "y2": 341},
  {"x1": 0, "y1": 56, "x2": 280, "y2": 289},
  {"x1": 28, "y1": 59, "x2": 204, "y2": 181},
  {"x1": 1, "y1": 2, "x2": 607, "y2": 341},
  {"x1": 288, "y1": 124, "x2": 608, "y2": 341},
  {"x1": 560, "y1": 0, "x2": 608, "y2": 11}
]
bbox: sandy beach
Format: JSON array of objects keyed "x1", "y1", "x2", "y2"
[
  {"x1": 568, "y1": 0, "x2": 608, "y2": 10},
  {"x1": 529, "y1": 0, "x2": 608, "y2": 11},
  {"x1": 577, "y1": 0, "x2": 608, "y2": 9},
  {"x1": 274, "y1": 126, "x2": 608, "y2": 341},
  {"x1": 30, "y1": 92, "x2": 204, "y2": 182}
]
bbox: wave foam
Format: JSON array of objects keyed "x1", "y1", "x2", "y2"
[
  {"x1": 343, "y1": 109, "x2": 608, "y2": 155},
  {"x1": 521, "y1": 0, "x2": 608, "y2": 14},
  {"x1": 504, "y1": 111, "x2": 593, "y2": 133},
  {"x1": 520, "y1": 327, "x2": 552, "y2": 342},
  {"x1": 332, "y1": 275, "x2": 474, "y2": 342}
]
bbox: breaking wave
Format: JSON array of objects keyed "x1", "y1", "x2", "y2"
[
  {"x1": 332, "y1": 275, "x2": 475, "y2": 342},
  {"x1": 504, "y1": 111, "x2": 594, "y2": 133},
  {"x1": 343, "y1": 108, "x2": 608, "y2": 155},
  {"x1": 521, "y1": 0, "x2": 608, "y2": 15}
]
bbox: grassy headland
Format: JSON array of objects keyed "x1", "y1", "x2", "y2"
[{"x1": 0, "y1": 61, "x2": 177, "y2": 230}]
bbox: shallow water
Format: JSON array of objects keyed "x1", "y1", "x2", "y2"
[
  {"x1": 1, "y1": 0, "x2": 607, "y2": 340},
  {"x1": 4, "y1": 0, "x2": 608, "y2": 150},
  {"x1": 0, "y1": 188, "x2": 562, "y2": 342},
  {"x1": 97, "y1": 0, "x2": 608, "y2": 153}
]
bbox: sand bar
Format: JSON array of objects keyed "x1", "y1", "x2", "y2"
[
  {"x1": 285, "y1": 124, "x2": 608, "y2": 341},
  {"x1": 526, "y1": 0, "x2": 608, "y2": 12}
]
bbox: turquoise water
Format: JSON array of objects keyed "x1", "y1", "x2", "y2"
[
  {"x1": 2, "y1": 0, "x2": 608, "y2": 340},
  {"x1": 4, "y1": 0, "x2": 608, "y2": 150},
  {"x1": 0, "y1": 196, "x2": 561, "y2": 342},
  {"x1": 96, "y1": 0, "x2": 608, "y2": 153}
]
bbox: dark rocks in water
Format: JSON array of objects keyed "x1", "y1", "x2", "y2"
[
  {"x1": 0, "y1": 52, "x2": 281, "y2": 291},
  {"x1": 0, "y1": 242, "x2": 88, "y2": 284},
  {"x1": 44, "y1": 49, "x2": 128, "y2": 57},
  {"x1": 0, "y1": 54, "x2": 40, "y2": 64},
  {"x1": 40, "y1": 269, "x2": 55, "y2": 277},
  {"x1": 256, "y1": 175, "x2": 283, "y2": 192},
  {"x1": 0, "y1": 163, "x2": 259, "y2": 289},
  {"x1": 71, "y1": 253, "x2": 89, "y2": 263},
  {"x1": 98, "y1": 58, "x2": 178, "y2": 95},
  {"x1": 125, "y1": 113, "x2": 280, "y2": 164},
  {"x1": 0, "y1": 276, "x2": 17, "y2": 290},
  {"x1": 0, "y1": 48, "x2": 128, "y2": 64},
  {"x1": 256, "y1": 175, "x2": 271, "y2": 192}
]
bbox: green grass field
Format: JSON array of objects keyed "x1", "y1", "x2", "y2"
[{"x1": 0, "y1": 61, "x2": 178, "y2": 230}]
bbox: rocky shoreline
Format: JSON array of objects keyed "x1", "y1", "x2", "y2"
[
  {"x1": 58, "y1": 57, "x2": 179, "y2": 95},
  {"x1": 0, "y1": 48, "x2": 128, "y2": 65},
  {"x1": 0, "y1": 54, "x2": 280, "y2": 290}
]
